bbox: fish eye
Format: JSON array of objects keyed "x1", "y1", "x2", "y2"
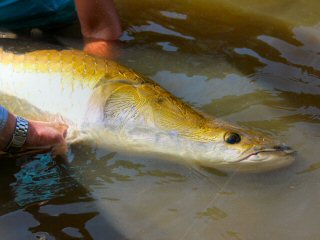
[{"x1": 224, "y1": 132, "x2": 241, "y2": 144}]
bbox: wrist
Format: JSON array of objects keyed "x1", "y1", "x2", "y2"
[
  {"x1": 24, "y1": 120, "x2": 40, "y2": 148},
  {"x1": 82, "y1": 26, "x2": 122, "y2": 42},
  {"x1": 5, "y1": 116, "x2": 29, "y2": 153}
]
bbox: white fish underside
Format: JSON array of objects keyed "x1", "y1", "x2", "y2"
[{"x1": 0, "y1": 68, "x2": 93, "y2": 126}]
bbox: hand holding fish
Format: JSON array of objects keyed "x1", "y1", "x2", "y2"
[
  {"x1": 25, "y1": 120, "x2": 68, "y2": 151},
  {"x1": 83, "y1": 39, "x2": 117, "y2": 59},
  {"x1": 75, "y1": 0, "x2": 122, "y2": 58},
  {"x1": 0, "y1": 107, "x2": 68, "y2": 153}
]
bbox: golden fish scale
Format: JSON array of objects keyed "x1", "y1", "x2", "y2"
[
  {"x1": 0, "y1": 49, "x2": 226, "y2": 143},
  {"x1": 1, "y1": 49, "x2": 146, "y2": 86}
]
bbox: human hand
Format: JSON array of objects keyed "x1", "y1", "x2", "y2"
[
  {"x1": 83, "y1": 38, "x2": 118, "y2": 59},
  {"x1": 24, "y1": 120, "x2": 68, "y2": 156},
  {"x1": 0, "y1": 109, "x2": 68, "y2": 157}
]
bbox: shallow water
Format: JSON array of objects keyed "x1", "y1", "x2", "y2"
[{"x1": 1, "y1": 0, "x2": 320, "y2": 239}]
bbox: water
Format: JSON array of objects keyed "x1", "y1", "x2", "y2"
[{"x1": 1, "y1": 0, "x2": 320, "y2": 239}]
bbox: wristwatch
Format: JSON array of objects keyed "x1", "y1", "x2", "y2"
[{"x1": 6, "y1": 116, "x2": 29, "y2": 153}]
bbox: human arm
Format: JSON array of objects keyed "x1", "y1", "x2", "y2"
[
  {"x1": 0, "y1": 106, "x2": 67, "y2": 152},
  {"x1": 74, "y1": 0, "x2": 122, "y2": 58}
]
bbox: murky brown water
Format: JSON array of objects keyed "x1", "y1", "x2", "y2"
[{"x1": 1, "y1": 0, "x2": 320, "y2": 239}]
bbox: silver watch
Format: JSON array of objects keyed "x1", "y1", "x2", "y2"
[{"x1": 6, "y1": 116, "x2": 29, "y2": 153}]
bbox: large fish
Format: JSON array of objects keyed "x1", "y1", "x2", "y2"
[{"x1": 0, "y1": 49, "x2": 294, "y2": 172}]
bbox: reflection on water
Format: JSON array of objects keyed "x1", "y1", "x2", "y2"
[
  {"x1": 1, "y1": 0, "x2": 320, "y2": 239},
  {"x1": 11, "y1": 154, "x2": 78, "y2": 206}
]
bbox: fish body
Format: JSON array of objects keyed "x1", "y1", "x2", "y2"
[{"x1": 0, "y1": 49, "x2": 294, "y2": 172}]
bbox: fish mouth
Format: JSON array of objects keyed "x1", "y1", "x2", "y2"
[
  {"x1": 220, "y1": 145, "x2": 296, "y2": 172},
  {"x1": 236, "y1": 145, "x2": 296, "y2": 163}
]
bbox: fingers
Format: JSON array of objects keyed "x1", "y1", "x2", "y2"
[
  {"x1": 83, "y1": 39, "x2": 119, "y2": 59},
  {"x1": 51, "y1": 142, "x2": 68, "y2": 159}
]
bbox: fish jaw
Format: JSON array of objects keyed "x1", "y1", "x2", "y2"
[
  {"x1": 202, "y1": 148, "x2": 295, "y2": 172},
  {"x1": 239, "y1": 151, "x2": 295, "y2": 172}
]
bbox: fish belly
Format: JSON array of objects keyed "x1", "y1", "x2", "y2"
[{"x1": 0, "y1": 51, "x2": 97, "y2": 126}]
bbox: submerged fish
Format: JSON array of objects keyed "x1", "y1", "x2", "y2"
[{"x1": 0, "y1": 49, "x2": 294, "y2": 172}]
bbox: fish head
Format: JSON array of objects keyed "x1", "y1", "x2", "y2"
[
  {"x1": 196, "y1": 121, "x2": 295, "y2": 172},
  {"x1": 86, "y1": 81, "x2": 295, "y2": 172}
]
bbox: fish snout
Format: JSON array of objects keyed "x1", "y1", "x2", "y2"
[
  {"x1": 253, "y1": 144, "x2": 294, "y2": 154},
  {"x1": 273, "y1": 144, "x2": 293, "y2": 153}
]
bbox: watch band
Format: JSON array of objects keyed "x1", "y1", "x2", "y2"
[{"x1": 6, "y1": 116, "x2": 29, "y2": 153}]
